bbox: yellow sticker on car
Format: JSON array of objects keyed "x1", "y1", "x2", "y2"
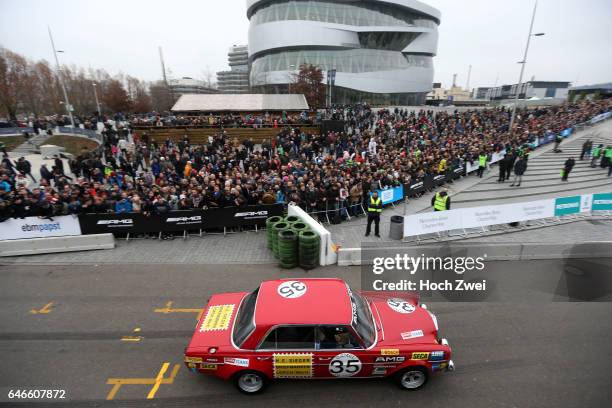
[
  {"x1": 199, "y1": 304, "x2": 235, "y2": 332},
  {"x1": 201, "y1": 364, "x2": 218, "y2": 370},
  {"x1": 381, "y1": 348, "x2": 400, "y2": 355},
  {"x1": 184, "y1": 356, "x2": 203, "y2": 363},
  {"x1": 411, "y1": 352, "x2": 430, "y2": 360},
  {"x1": 273, "y1": 353, "x2": 313, "y2": 378}
]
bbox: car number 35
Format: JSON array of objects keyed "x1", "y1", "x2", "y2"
[
  {"x1": 387, "y1": 298, "x2": 415, "y2": 314},
  {"x1": 277, "y1": 281, "x2": 307, "y2": 298},
  {"x1": 329, "y1": 353, "x2": 362, "y2": 377}
]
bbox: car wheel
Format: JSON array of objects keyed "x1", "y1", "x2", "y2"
[
  {"x1": 396, "y1": 366, "x2": 428, "y2": 391},
  {"x1": 234, "y1": 370, "x2": 268, "y2": 395}
]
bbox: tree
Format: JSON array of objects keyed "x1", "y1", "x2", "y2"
[
  {"x1": 0, "y1": 47, "x2": 29, "y2": 120},
  {"x1": 126, "y1": 76, "x2": 152, "y2": 113},
  {"x1": 149, "y1": 80, "x2": 174, "y2": 112},
  {"x1": 101, "y1": 79, "x2": 131, "y2": 113},
  {"x1": 290, "y1": 64, "x2": 325, "y2": 109}
]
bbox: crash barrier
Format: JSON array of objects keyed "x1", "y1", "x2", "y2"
[
  {"x1": 78, "y1": 204, "x2": 284, "y2": 235},
  {"x1": 337, "y1": 241, "x2": 612, "y2": 266},
  {"x1": 403, "y1": 192, "x2": 612, "y2": 239},
  {"x1": 0, "y1": 205, "x2": 284, "y2": 241},
  {"x1": 589, "y1": 112, "x2": 612, "y2": 125},
  {"x1": 0, "y1": 215, "x2": 82, "y2": 240},
  {"x1": 0, "y1": 127, "x2": 34, "y2": 135},
  {"x1": 287, "y1": 203, "x2": 337, "y2": 266},
  {"x1": 0, "y1": 126, "x2": 101, "y2": 141},
  {"x1": 405, "y1": 165, "x2": 465, "y2": 198},
  {"x1": 0, "y1": 233, "x2": 115, "y2": 257}
]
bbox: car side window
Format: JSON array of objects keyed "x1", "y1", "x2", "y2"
[
  {"x1": 259, "y1": 326, "x2": 315, "y2": 350},
  {"x1": 316, "y1": 326, "x2": 363, "y2": 350}
]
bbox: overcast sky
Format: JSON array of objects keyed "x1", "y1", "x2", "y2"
[{"x1": 1, "y1": 0, "x2": 610, "y2": 89}]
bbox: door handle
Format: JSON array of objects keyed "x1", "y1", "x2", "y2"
[
  {"x1": 318, "y1": 357, "x2": 332, "y2": 361},
  {"x1": 256, "y1": 356, "x2": 271, "y2": 361}
]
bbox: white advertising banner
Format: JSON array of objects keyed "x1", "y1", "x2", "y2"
[
  {"x1": 403, "y1": 208, "x2": 465, "y2": 237},
  {"x1": 403, "y1": 198, "x2": 555, "y2": 238},
  {"x1": 0, "y1": 216, "x2": 82, "y2": 240}
]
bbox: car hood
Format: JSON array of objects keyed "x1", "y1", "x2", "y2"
[{"x1": 362, "y1": 291, "x2": 438, "y2": 347}]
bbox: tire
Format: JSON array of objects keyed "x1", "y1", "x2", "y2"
[
  {"x1": 395, "y1": 366, "x2": 428, "y2": 391},
  {"x1": 234, "y1": 370, "x2": 268, "y2": 395}
]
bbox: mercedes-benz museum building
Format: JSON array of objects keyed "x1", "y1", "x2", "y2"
[{"x1": 247, "y1": 0, "x2": 441, "y2": 105}]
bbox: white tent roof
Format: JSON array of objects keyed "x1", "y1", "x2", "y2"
[{"x1": 171, "y1": 94, "x2": 309, "y2": 112}]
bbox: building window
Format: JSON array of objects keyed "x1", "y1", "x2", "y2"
[
  {"x1": 545, "y1": 88, "x2": 556, "y2": 98},
  {"x1": 251, "y1": 0, "x2": 437, "y2": 28}
]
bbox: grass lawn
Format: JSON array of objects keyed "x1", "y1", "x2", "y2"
[
  {"x1": 0, "y1": 136, "x2": 26, "y2": 152},
  {"x1": 44, "y1": 135, "x2": 99, "y2": 156}
]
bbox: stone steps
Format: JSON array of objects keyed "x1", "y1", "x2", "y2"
[{"x1": 451, "y1": 122, "x2": 612, "y2": 206}]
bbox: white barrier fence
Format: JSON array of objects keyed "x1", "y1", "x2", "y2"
[
  {"x1": 0, "y1": 215, "x2": 82, "y2": 240},
  {"x1": 403, "y1": 193, "x2": 612, "y2": 238}
]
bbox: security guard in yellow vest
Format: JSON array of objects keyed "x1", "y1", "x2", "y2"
[
  {"x1": 477, "y1": 152, "x2": 488, "y2": 178},
  {"x1": 431, "y1": 190, "x2": 451, "y2": 211},
  {"x1": 365, "y1": 191, "x2": 382, "y2": 237}
]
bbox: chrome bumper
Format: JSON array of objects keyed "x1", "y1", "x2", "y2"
[{"x1": 440, "y1": 338, "x2": 455, "y2": 372}]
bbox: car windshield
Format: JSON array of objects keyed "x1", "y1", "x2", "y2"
[
  {"x1": 350, "y1": 290, "x2": 375, "y2": 348},
  {"x1": 232, "y1": 288, "x2": 259, "y2": 347}
]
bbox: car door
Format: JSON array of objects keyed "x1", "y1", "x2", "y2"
[
  {"x1": 257, "y1": 325, "x2": 317, "y2": 380},
  {"x1": 313, "y1": 325, "x2": 372, "y2": 378}
]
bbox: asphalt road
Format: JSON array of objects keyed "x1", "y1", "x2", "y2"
[{"x1": 0, "y1": 261, "x2": 610, "y2": 408}]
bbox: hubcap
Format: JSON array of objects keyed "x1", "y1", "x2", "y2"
[
  {"x1": 238, "y1": 373, "x2": 263, "y2": 393},
  {"x1": 401, "y1": 370, "x2": 425, "y2": 389}
]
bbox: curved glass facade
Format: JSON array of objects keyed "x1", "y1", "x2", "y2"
[
  {"x1": 248, "y1": 0, "x2": 440, "y2": 105},
  {"x1": 251, "y1": 49, "x2": 432, "y2": 81},
  {"x1": 251, "y1": 0, "x2": 437, "y2": 28}
]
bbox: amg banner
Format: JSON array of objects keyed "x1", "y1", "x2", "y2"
[{"x1": 78, "y1": 204, "x2": 283, "y2": 235}]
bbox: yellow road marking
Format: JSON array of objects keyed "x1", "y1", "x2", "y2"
[
  {"x1": 154, "y1": 301, "x2": 203, "y2": 321},
  {"x1": 29, "y1": 302, "x2": 54, "y2": 314},
  {"x1": 105, "y1": 363, "x2": 180, "y2": 400},
  {"x1": 121, "y1": 327, "x2": 143, "y2": 342},
  {"x1": 146, "y1": 362, "x2": 169, "y2": 399}
]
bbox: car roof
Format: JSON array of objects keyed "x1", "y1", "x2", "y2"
[{"x1": 254, "y1": 278, "x2": 353, "y2": 327}]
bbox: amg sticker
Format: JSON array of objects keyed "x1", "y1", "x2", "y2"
[{"x1": 375, "y1": 356, "x2": 406, "y2": 363}]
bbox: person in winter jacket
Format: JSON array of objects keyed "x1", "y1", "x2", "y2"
[{"x1": 510, "y1": 158, "x2": 527, "y2": 187}]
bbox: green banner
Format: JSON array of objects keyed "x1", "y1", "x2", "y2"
[
  {"x1": 554, "y1": 195, "x2": 581, "y2": 216},
  {"x1": 592, "y1": 193, "x2": 612, "y2": 211}
]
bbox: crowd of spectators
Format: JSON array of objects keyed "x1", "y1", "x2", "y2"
[{"x1": 1, "y1": 99, "x2": 610, "y2": 224}]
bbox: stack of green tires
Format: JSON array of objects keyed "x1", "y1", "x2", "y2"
[
  {"x1": 278, "y1": 230, "x2": 298, "y2": 269},
  {"x1": 272, "y1": 222, "x2": 290, "y2": 259},
  {"x1": 298, "y1": 230, "x2": 320, "y2": 270},
  {"x1": 266, "y1": 216, "x2": 283, "y2": 250},
  {"x1": 285, "y1": 215, "x2": 300, "y2": 224},
  {"x1": 290, "y1": 222, "x2": 309, "y2": 235}
]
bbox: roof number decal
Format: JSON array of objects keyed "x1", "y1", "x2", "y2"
[
  {"x1": 277, "y1": 281, "x2": 307, "y2": 299},
  {"x1": 387, "y1": 298, "x2": 415, "y2": 314}
]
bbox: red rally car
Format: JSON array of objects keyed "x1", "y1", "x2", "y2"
[{"x1": 184, "y1": 278, "x2": 454, "y2": 394}]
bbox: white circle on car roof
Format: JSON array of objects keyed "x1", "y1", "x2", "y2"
[
  {"x1": 277, "y1": 281, "x2": 307, "y2": 299},
  {"x1": 387, "y1": 298, "x2": 415, "y2": 314}
]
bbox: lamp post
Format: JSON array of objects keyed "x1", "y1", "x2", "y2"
[
  {"x1": 508, "y1": 0, "x2": 545, "y2": 132},
  {"x1": 48, "y1": 26, "x2": 75, "y2": 131},
  {"x1": 92, "y1": 82, "x2": 101, "y2": 118}
]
